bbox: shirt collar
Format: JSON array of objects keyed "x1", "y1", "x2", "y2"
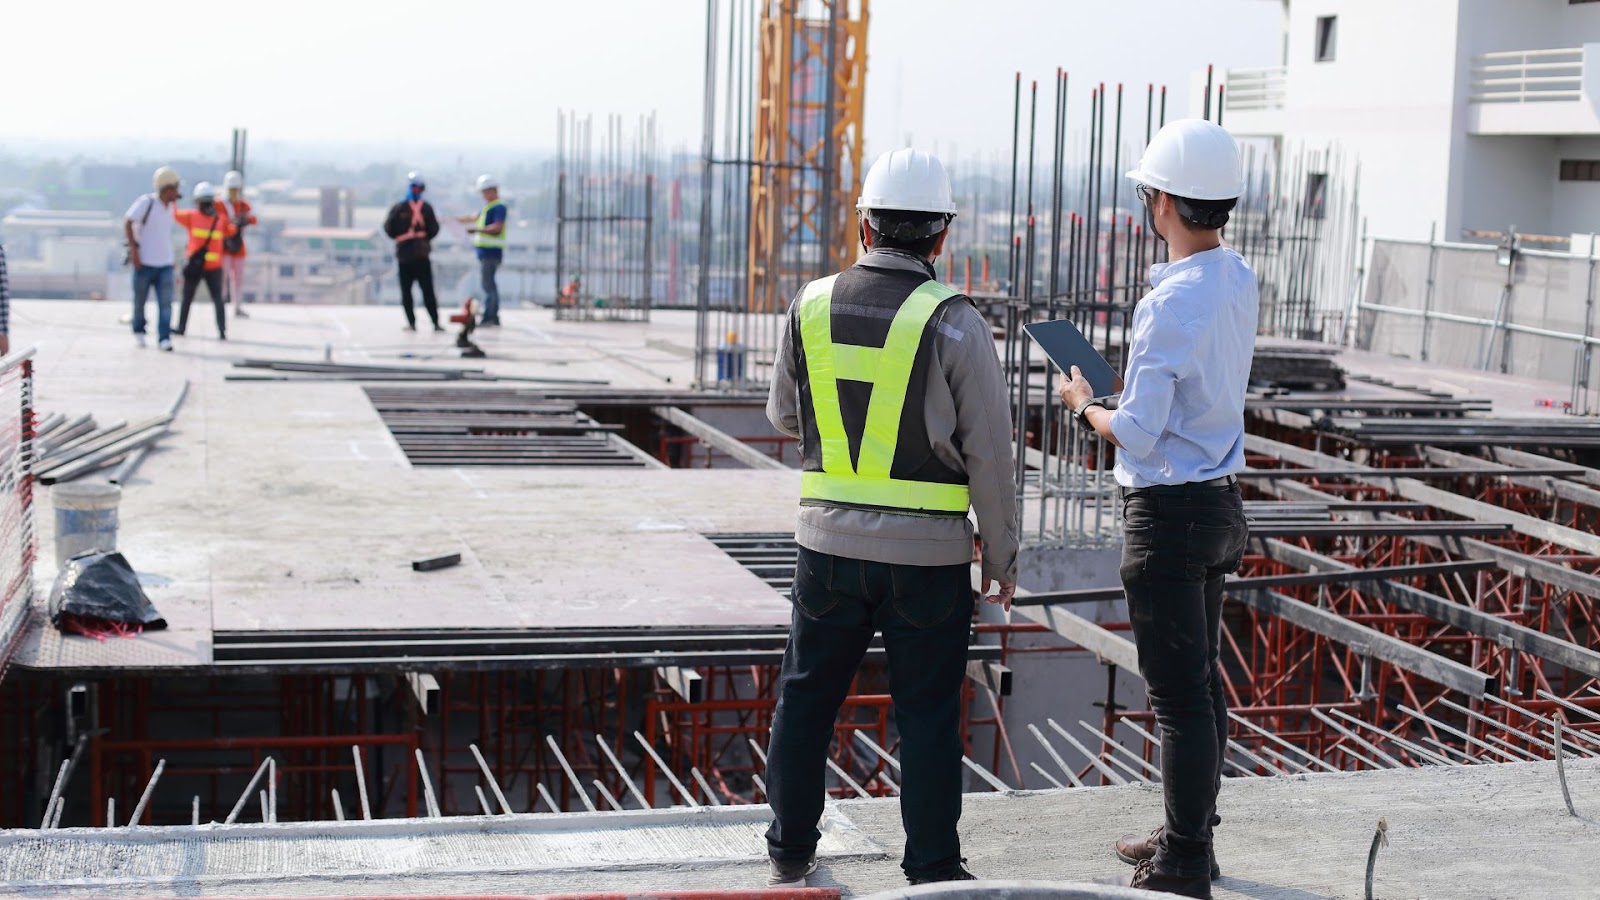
[
  {"x1": 1149, "y1": 245, "x2": 1229, "y2": 288},
  {"x1": 855, "y1": 247, "x2": 936, "y2": 279}
]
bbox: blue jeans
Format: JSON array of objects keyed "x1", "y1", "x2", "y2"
[
  {"x1": 765, "y1": 547, "x2": 973, "y2": 879},
  {"x1": 479, "y1": 255, "x2": 501, "y2": 322},
  {"x1": 131, "y1": 265, "x2": 175, "y2": 342},
  {"x1": 1120, "y1": 481, "x2": 1247, "y2": 878}
]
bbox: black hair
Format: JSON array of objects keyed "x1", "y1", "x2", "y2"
[
  {"x1": 1171, "y1": 194, "x2": 1236, "y2": 231},
  {"x1": 865, "y1": 210, "x2": 949, "y2": 257}
]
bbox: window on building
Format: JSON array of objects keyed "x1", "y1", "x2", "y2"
[
  {"x1": 1304, "y1": 172, "x2": 1328, "y2": 219},
  {"x1": 1560, "y1": 160, "x2": 1600, "y2": 181},
  {"x1": 279, "y1": 264, "x2": 295, "y2": 278},
  {"x1": 279, "y1": 293, "x2": 294, "y2": 302},
  {"x1": 1315, "y1": 16, "x2": 1338, "y2": 62}
]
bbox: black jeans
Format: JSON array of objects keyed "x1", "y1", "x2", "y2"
[
  {"x1": 178, "y1": 268, "x2": 226, "y2": 338},
  {"x1": 1121, "y1": 481, "x2": 1247, "y2": 878},
  {"x1": 765, "y1": 547, "x2": 973, "y2": 879},
  {"x1": 397, "y1": 258, "x2": 439, "y2": 327}
]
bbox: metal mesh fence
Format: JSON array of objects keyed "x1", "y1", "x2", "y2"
[
  {"x1": 1357, "y1": 239, "x2": 1600, "y2": 408},
  {"x1": 0, "y1": 354, "x2": 37, "y2": 683}
]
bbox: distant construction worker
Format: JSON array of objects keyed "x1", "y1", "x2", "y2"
[
  {"x1": 764, "y1": 148, "x2": 1018, "y2": 888},
  {"x1": 1060, "y1": 119, "x2": 1256, "y2": 900},
  {"x1": 218, "y1": 170, "x2": 257, "y2": 319},
  {"x1": 458, "y1": 174, "x2": 507, "y2": 327},
  {"x1": 173, "y1": 182, "x2": 236, "y2": 340},
  {"x1": 124, "y1": 166, "x2": 182, "y2": 350},
  {"x1": 383, "y1": 171, "x2": 443, "y2": 332}
]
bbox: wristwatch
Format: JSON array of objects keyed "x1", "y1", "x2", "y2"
[{"x1": 1072, "y1": 397, "x2": 1106, "y2": 432}]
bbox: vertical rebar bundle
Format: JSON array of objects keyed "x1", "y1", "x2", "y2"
[
  {"x1": 555, "y1": 111, "x2": 657, "y2": 323},
  {"x1": 990, "y1": 72, "x2": 1362, "y2": 549}
]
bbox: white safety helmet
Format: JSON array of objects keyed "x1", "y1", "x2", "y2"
[
  {"x1": 223, "y1": 170, "x2": 244, "y2": 190},
  {"x1": 193, "y1": 181, "x2": 217, "y2": 201},
  {"x1": 475, "y1": 174, "x2": 499, "y2": 192},
  {"x1": 856, "y1": 149, "x2": 957, "y2": 215},
  {"x1": 1125, "y1": 118, "x2": 1244, "y2": 201},
  {"x1": 406, "y1": 170, "x2": 425, "y2": 187},
  {"x1": 152, "y1": 166, "x2": 181, "y2": 190}
]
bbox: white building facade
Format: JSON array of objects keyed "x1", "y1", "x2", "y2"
[{"x1": 1220, "y1": 0, "x2": 1600, "y2": 246}]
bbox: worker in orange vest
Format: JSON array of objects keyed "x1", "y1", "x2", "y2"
[
  {"x1": 173, "y1": 181, "x2": 236, "y2": 340},
  {"x1": 218, "y1": 170, "x2": 257, "y2": 320}
]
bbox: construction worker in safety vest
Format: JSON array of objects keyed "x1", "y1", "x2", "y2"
[
  {"x1": 218, "y1": 170, "x2": 257, "y2": 320},
  {"x1": 382, "y1": 171, "x2": 443, "y2": 332},
  {"x1": 1062, "y1": 119, "x2": 1256, "y2": 900},
  {"x1": 764, "y1": 148, "x2": 1018, "y2": 889},
  {"x1": 457, "y1": 174, "x2": 508, "y2": 327},
  {"x1": 172, "y1": 181, "x2": 236, "y2": 341}
]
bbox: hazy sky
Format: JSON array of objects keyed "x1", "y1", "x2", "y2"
[{"x1": 5, "y1": 0, "x2": 1281, "y2": 164}]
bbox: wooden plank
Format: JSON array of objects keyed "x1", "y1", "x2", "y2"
[{"x1": 966, "y1": 660, "x2": 1013, "y2": 696}]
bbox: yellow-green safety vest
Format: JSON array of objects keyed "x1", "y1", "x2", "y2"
[
  {"x1": 473, "y1": 200, "x2": 507, "y2": 250},
  {"x1": 798, "y1": 274, "x2": 971, "y2": 516}
]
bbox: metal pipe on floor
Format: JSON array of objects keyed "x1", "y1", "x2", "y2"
[
  {"x1": 470, "y1": 743, "x2": 514, "y2": 814},
  {"x1": 594, "y1": 733, "x2": 649, "y2": 809},
  {"x1": 224, "y1": 757, "x2": 273, "y2": 825},
  {"x1": 633, "y1": 730, "x2": 699, "y2": 808},
  {"x1": 352, "y1": 747, "x2": 372, "y2": 820},
  {"x1": 415, "y1": 749, "x2": 442, "y2": 818},
  {"x1": 127, "y1": 759, "x2": 166, "y2": 826}
]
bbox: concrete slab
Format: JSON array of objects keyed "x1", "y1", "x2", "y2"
[
  {"x1": 14, "y1": 301, "x2": 800, "y2": 672},
  {"x1": 1, "y1": 759, "x2": 1594, "y2": 898}
]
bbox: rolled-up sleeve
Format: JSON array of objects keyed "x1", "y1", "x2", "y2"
[
  {"x1": 765, "y1": 295, "x2": 803, "y2": 438},
  {"x1": 1108, "y1": 304, "x2": 1189, "y2": 460}
]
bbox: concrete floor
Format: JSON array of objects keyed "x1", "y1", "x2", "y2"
[
  {"x1": 2, "y1": 758, "x2": 1595, "y2": 898},
  {"x1": 14, "y1": 300, "x2": 800, "y2": 673}
]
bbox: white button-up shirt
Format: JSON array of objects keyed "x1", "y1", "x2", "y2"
[{"x1": 1108, "y1": 246, "x2": 1259, "y2": 488}]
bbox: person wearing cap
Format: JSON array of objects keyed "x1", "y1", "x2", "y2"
[
  {"x1": 457, "y1": 175, "x2": 507, "y2": 327},
  {"x1": 1060, "y1": 119, "x2": 1256, "y2": 900},
  {"x1": 123, "y1": 166, "x2": 183, "y2": 350},
  {"x1": 382, "y1": 171, "x2": 442, "y2": 332},
  {"x1": 763, "y1": 148, "x2": 1018, "y2": 889},
  {"x1": 172, "y1": 181, "x2": 237, "y2": 341},
  {"x1": 218, "y1": 170, "x2": 257, "y2": 320}
]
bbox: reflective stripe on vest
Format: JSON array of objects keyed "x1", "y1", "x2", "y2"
[
  {"x1": 798, "y1": 275, "x2": 971, "y2": 515},
  {"x1": 395, "y1": 200, "x2": 427, "y2": 243},
  {"x1": 473, "y1": 200, "x2": 507, "y2": 250}
]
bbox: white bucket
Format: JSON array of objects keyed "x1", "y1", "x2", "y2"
[{"x1": 53, "y1": 482, "x2": 121, "y2": 567}]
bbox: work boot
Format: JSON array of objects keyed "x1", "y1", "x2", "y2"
[
  {"x1": 1118, "y1": 858, "x2": 1211, "y2": 899},
  {"x1": 235, "y1": 307, "x2": 249, "y2": 318},
  {"x1": 907, "y1": 859, "x2": 977, "y2": 885},
  {"x1": 767, "y1": 855, "x2": 817, "y2": 888},
  {"x1": 432, "y1": 322, "x2": 445, "y2": 333},
  {"x1": 1117, "y1": 825, "x2": 1221, "y2": 880}
]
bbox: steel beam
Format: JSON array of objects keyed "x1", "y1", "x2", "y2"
[
  {"x1": 1423, "y1": 447, "x2": 1600, "y2": 510},
  {"x1": 1245, "y1": 434, "x2": 1600, "y2": 555},
  {"x1": 1265, "y1": 539, "x2": 1600, "y2": 681},
  {"x1": 1235, "y1": 589, "x2": 1496, "y2": 697},
  {"x1": 654, "y1": 406, "x2": 790, "y2": 470}
]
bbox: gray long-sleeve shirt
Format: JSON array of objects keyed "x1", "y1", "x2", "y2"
[{"x1": 767, "y1": 250, "x2": 1019, "y2": 583}]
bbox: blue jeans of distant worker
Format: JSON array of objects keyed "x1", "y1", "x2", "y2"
[
  {"x1": 479, "y1": 255, "x2": 501, "y2": 323},
  {"x1": 1120, "y1": 481, "x2": 1248, "y2": 879},
  {"x1": 131, "y1": 264, "x2": 175, "y2": 343},
  {"x1": 765, "y1": 547, "x2": 973, "y2": 879}
]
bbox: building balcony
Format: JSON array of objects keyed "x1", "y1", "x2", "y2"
[
  {"x1": 1219, "y1": 66, "x2": 1287, "y2": 137},
  {"x1": 1469, "y1": 44, "x2": 1600, "y2": 135}
]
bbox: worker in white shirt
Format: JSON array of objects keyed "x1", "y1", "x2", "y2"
[{"x1": 1061, "y1": 119, "x2": 1257, "y2": 900}]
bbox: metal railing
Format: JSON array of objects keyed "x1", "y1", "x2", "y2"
[
  {"x1": 1225, "y1": 66, "x2": 1288, "y2": 112},
  {"x1": 1354, "y1": 235, "x2": 1600, "y2": 414},
  {"x1": 1471, "y1": 47, "x2": 1584, "y2": 103}
]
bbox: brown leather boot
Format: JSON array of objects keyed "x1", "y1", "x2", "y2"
[
  {"x1": 1115, "y1": 825, "x2": 1221, "y2": 880},
  {"x1": 1127, "y1": 858, "x2": 1212, "y2": 899}
]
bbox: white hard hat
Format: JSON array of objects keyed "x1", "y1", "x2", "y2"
[
  {"x1": 856, "y1": 149, "x2": 957, "y2": 216},
  {"x1": 153, "y1": 166, "x2": 181, "y2": 189},
  {"x1": 193, "y1": 181, "x2": 217, "y2": 201},
  {"x1": 475, "y1": 174, "x2": 498, "y2": 191},
  {"x1": 223, "y1": 170, "x2": 243, "y2": 190},
  {"x1": 1125, "y1": 118, "x2": 1244, "y2": 201},
  {"x1": 407, "y1": 170, "x2": 425, "y2": 187}
]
